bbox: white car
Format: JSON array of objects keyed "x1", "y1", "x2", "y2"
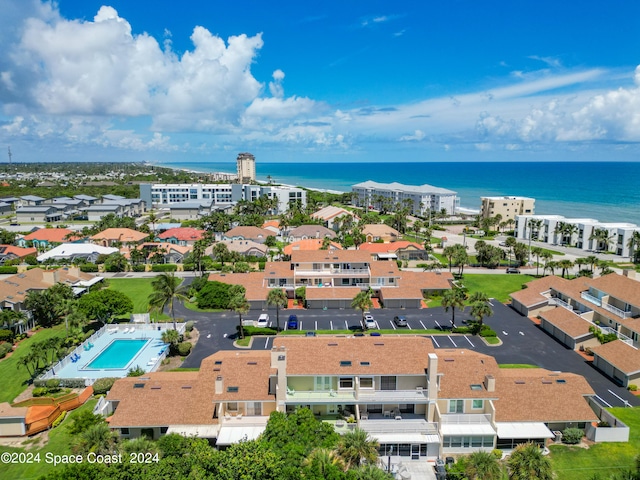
[
  {"x1": 257, "y1": 313, "x2": 269, "y2": 327},
  {"x1": 364, "y1": 313, "x2": 376, "y2": 329}
]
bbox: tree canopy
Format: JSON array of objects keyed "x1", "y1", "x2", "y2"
[{"x1": 77, "y1": 289, "x2": 134, "y2": 324}]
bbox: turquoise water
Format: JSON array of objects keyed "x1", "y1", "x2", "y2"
[
  {"x1": 161, "y1": 161, "x2": 640, "y2": 225},
  {"x1": 86, "y1": 339, "x2": 148, "y2": 369}
]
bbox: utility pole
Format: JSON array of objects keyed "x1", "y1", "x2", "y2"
[{"x1": 7, "y1": 146, "x2": 12, "y2": 165}]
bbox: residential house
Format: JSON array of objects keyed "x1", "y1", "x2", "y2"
[
  {"x1": 91, "y1": 228, "x2": 148, "y2": 247},
  {"x1": 361, "y1": 224, "x2": 400, "y2": 243},
  {"x1": 86, "y1": 204, "x2": 123, "y2": 222},
  {"x1": 36, "y1": 244, "x2": 118, "y2": 264},
  {"x1": 311, "y1": 206, "x2": 357, "y2": 231},
  {"x1": 166, "y1": 200, "x2": 213, "y2": 221},
  {"x1": 18, "y1": 228, "x2": 81, "y2": 250},
  {"x1": 480, "y1": 196, "x2": 535, "y2": 221},
  {"x1": 223, "y1": 226, "x2": 274, "y2": 244},
  {"x1": 352, "y1": 181, "x2": 459, "y2": 216},
  {"x1": 0, "y1": 403, "x2": 28, "y2": 437},
  {"x1": 133, "y1": 243, "x2": 192, "y2": 264},
  {"x1": 16, "y1": 206, "x2": 62, "y2": 223},
  {"x1": 101, "y1": 198, "x2": 146, "y2": 217},
  {"x1": 262, "y1": 220, "x2": 280, "y2": 235},
  {"x1": 157, "y1": 227, "x2": 205, "y2": 246},
  {"x1": 206, "y1": 240, "x2": 269, "y2": 259},
  {"x1": 73, "y1": 194, "x2": 98, "y2": 205},
  {"x1": 359, "y1": 241, "x2": 428, "y2": 262},
  {"x1": 0, "y1": 245, "x2": 37, "y2": 265},
  {"x1": 283, "y1": 239, "x2": 342, "y2": 256},
  {"x1": 103, "y1": 337, "x2": 600, "y2": 458},
  {"x1": 287, "y1": 225, "x2": 337, "y2": 242},
  {"x1": 591, "y1": 340, "x2": 640, "y2": 388},
  {"x1": 0, "y1": 202, "x2": 12, "y2": 215},
  {"x1": 19, "y1": 195, "x2": 46, "y2": 207}
]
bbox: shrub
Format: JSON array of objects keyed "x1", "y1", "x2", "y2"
[
  {"x1": 233, "y1": 262, "x2": 250, "y2": 273},
  {"x1": 0, "y1": 342, "x2": 13, "y2": 359},
  {"x1": 33, "y1": 387, "x2": 49, "y2": 397},
  {"x1": 562, "y1": 427, "x2": 584, "y2": 445},
  {"x1": 183, "y1": 263, "x2": 196, "y2": 271},
  {"x1": 45, "y1": 379, "x2": 61, "y2": 393},
  {"x1": 197, "y1": 281, "x2": 232, "y2": 309},
  {"x1": 295, "y1": 286, "x2": 306, "y2": 301},
  {"x1": 189, "y1": 276, "x2": 209, "y2": 294},
  {"x1": 127, "y1": 365, "x2": 146, "y2": 377},
  {"x1": 491, "y1": 449, "x2": 502, "y2": 460},
  {"x1": 51, "y1": 410, "x2": 67, "y2": 428},
  {"x1": 0, "y1": 329, "x2": 14, "y2": 343},
  {"x1": 0, "y1": 266, "x2": 18, "y2": 274},
  {"x1": 67, "y1": 410, "x2": 104, "y2": 435},
  {"x1": 452, "y1": 326, "x2": 472, "y2": 334},
  {"x1": 177, "y1": 342, "x2": 192, "y2": 356},
  {"x1": 130, "y1": 264, "x2": 145, "y2": 272},
  {"x1": 239, "y1": 326, "x2": 277, "y2": 337},
  {"x1": 151, "y1": 264, "x2": 177, "y2": 272},
  {"x1": 92, "y1": 377, "x2": 118, "y2": 395},
  {"x1": 628, "y1": 384, "x2": 638, "y2": 392},
  {"x1": 479, "y1": 328, "x2": 497, "y2": 338},
  {"x1": 79, "y1": 264, "x2": 99, "y2": 273},
  {"x1": 185, "y1": 321, "x2": 195, "y2": 332}
]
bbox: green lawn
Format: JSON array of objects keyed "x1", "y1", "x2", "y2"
[
  {"x1": 0, "y1": 325, "x2": 67, "y2": 403},
  {"x1": 550, "y1": 407, "x2": 640, "y2": 479},
  {"x1": 458, "y1": 274, "x2": 534, "y2": 303},
  {"x1": 0, "y1": 399, "x2": 97, "y2": 480},
  {"x1": 107, "y1": 277, "x2": 170, "y2": 320}
]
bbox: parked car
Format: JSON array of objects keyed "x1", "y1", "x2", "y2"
[
  {"x1": 257, "y1": 313, "x2": 269, "y2": 327},
  {"x1": 434, "y1": 458, "x2": 446, "y2": 479},
  {"x1": 305, "y1": 331, "x2": 316, "y2": 337},
  {"x1": 506, "y1": 267, "x2": 521, "y2": 274},
  {"x1": 363, "y1": 312, "x2": 376, "y2": 329},
  {"x1": 393, "y1": 315, "x2": 408, "y2": 327},
  {"x1": 287, "y1": 314, "x2": 298, "y2": 330}
]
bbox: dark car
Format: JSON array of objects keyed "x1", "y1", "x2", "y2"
[
  {"x1": 506, "y1": 267, "x2": 521, "y2": 274},
  {"x1": 393, "y1": 315, "x2": 408, "y2": 327},
  {"x1": 287, "y1": 314, "x2": 298, "y2": 330},
  {"x1": 434, "y1": 458, "x2": 446, "y2": 479}
]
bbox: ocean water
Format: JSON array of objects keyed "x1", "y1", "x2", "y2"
[{"x1": 162, "y1": 161, "x2": 640, "y2": 225}]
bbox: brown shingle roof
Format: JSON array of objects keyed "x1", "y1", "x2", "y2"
[
  {"x1": 361, "y1": 224, "x2": 400, "y2": 238},
  {"x1": 273, "y1": 336, "x2": 435, "y2": 376},
  {"x1": 437, "y1": 350, "x2": 501, "y2": 399},
  {"x1": 283, "y1": 239, "x2": 342, "y2": 255},
  {"x1": 588, "y1": 273, "x2": 640, "y2": 309},
  {"x1": 540, "y1": 308, "x2": 593, "y2": 338},
  {"x1": 207, "y1": 272, "x2": 268, "y2": 302},
  {"x1": 224, "y1": 226, "x2": 273, "y2": 240},
  {"x1": 291, "y1": 250, "x2": 372, "y2": 263},
  {"x1": 288, "y1": 225, "x2": 336, "y2": 239},
  {"x1": 91, "y1": 228, "x2": 148, "y2": 243},
  {"x1": 1, "y1": 267, "x2": 96, "y2": 306},
  {"x1": 510, "y1": 276, "x2": 569, "y2": 308},
  {"x1": 592, "y1": 340, "x2": 640, "y2": 375},
  {"x1": 359, "y1": 241, "x2": 424, "y2": 253},
  {"x1": 157, "y1": 227, "x2": 205, "y2": 242}
]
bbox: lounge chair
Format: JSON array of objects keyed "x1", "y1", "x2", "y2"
[
  {"x1": 147, "y1": 357, "x2": 158, "y2": 366},
  {"x1": 236, "y1": 413, "x2": 243, "y2": 420},
  {"x1": 122, "y1": 327, "x2": 130, "y2": 334},
  {"x1": 286, "y1": 386, "x2": 295, "y2": 396}
]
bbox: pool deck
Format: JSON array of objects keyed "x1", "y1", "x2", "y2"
[{"x1": 45, "y1": 323, "x2": 183, "y2": 382}]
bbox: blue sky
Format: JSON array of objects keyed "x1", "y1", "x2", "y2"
[{"x1": 2, "y1": 0, "x2": 640, "y2": 164}]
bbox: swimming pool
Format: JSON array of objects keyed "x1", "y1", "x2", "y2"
[{"x1": 85, "y1": 339, "x2": 149, "y2": 370}]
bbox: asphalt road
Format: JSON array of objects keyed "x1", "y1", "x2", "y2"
[{"x1": 175, "y1": 299, "x2": 639, "y2": 409}]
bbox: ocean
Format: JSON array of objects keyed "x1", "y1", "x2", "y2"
[{"x1": 162, "y1": 161, "x2": 640, "y2": 226}]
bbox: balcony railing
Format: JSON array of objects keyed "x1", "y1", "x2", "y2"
[
  {"x1": 441, "y1": 414, "x2": 492, "y2": 424},
  {"x1": 295, "y1": 268, "x2": 370, "y2": 275},
  {"x1": 285, "y1": 390, "x2": 356, "y2": 403},
  {"x1": 602, "y1": 303, "x2": 633, "y2": 319},
  {"x1": 553, "y1": 297, "x2": 574, "y2": 311},
  {"x1": 358, "y1": 389, "x2": 429, "y2": 403},
  {"x1": 581, "y1": 291, "x2": 602, "y2": 307}
]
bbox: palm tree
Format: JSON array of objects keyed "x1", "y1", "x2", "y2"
[
  {"x1": 553, "y1": 221, "x2": 566, "y2": 245},
  {"x1": 589, "y1": 228, "x2": 615, "y2": 252},
  {"x1": 470, "y1": 301, "x2": 493, "y2": 328},
  {"x1": 148, "y1": 273, "x2": 190, "y2": 330},
  {"x1": 563, "y1": 224, "x2": 578, "y2": 246},
  {"x1": 350, "y1": 465, "x2": 394, "y2": 479},
  {"x1": 540, "y1": 252, "x2": 553, "y2": 276},
  {"x1": 558, "y1": 259, "x2": 574, "y2": 278},
  {"x1": 627, "y1": 231, "x2": 640, "y2": 263},
  {"x1": 267, "y1": 288, "x2": 287, "y2": 332},
  {"x1": 442, "y1": 287, "x2": 467, "y2": 328},
  {"x1": 302, "y1": 448, "x2": 345, "y2": 476},
  {"x1": 506, "y1": 442, "x2": 553, "y2": 480},
  {"x1": 585, "y1": 255, "x2": 599, "y2": 274},
  {"x1": 335, "y1": 427, "x2": 379, "y2": 469},
  {"x1": 211, "y1": 242, "x2": 230, "y2": 265},
  {"x1": 229, "y1": 287, "x2": 250, "y2": 339},
  {"x1": 17, "y1": 355, "x2": 34, "y2": 377},
  {"x1": 468, "y1": 291, "x2": 490, "y2": 304},
  {"x1": 442, "y1": 245, "x2": 457, "y2": 272},
  {"x1": 351, "y1": 290, "x2": 373, "y2": 330},
  {"x1": 574, "y1": 257, "x2": 587, "y2": 273},
  {"x1": 531, "y1": 246, "x2": 544, "y2": 276},
  {"x1": 465, "y1": 450, "x2": 503, "y2": 480},
  {"x1": 73, "y1": 423, "x2": 116, "y2": 456}
]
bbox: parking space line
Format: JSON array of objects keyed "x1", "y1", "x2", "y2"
[
  {"x1": 390, "y1": 320, "x2": 396, "y2": 330},
  {"x1": 420, "y1": 320, "x2": 427, "y2": 330},
  {"x1": 330, "y1": 320, "x2": 334, "y2": 330},
  {"x1": 299, "y1": 321, "x2": 303, "y2": 331},
  {"x1": 430, "y1": 336, "x2": 440, "y2": 347},
  {"x1": 595, "y1": 395, "x2": 613, "y2": 408},
  {"x1": 264, "y1": 337, "x2": 271, "y2": 349},
  {"x1": 448, "y1": 336, "x2": 457, "y2": 347},
  {"x1": 345, "y1": 320, "x2": 349, "y2": 329},
  {"x1": 315, "y1": 321, "x2": 318, "y2": 331},
  {"x1": 407, "y1": 323, "x2": 412, "y2": 330},
  {"x1": 434, "y1": 320, "x2": 442, "y2": 330},
  {"x1": 464, "y1": 336, "x2": 474, "y2": 347}
]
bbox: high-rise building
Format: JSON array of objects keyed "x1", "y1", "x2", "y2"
[{"x1": 236, "y1": 152, "x2": 256, "y2": 183}]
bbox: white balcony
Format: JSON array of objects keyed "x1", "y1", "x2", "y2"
[
  {"x1": 581, "y1": 291, "x2": 602, "y2": 307},
  {"x1": 440, "y1": 414, "x2": 495, "y2": 436},
  {"x1": 358, "y1": 389, "x2": 429, "y2": 403},
  {"x1": 553, "y1": 297, "x2": 574, "y2": 311},
  {"x1": 602, "y1": 302, "x2": 633, "y2": 319},
  {"x1": 285, "y1": 389, "x2": 356, "y2": 403},
  {"x1": 360, "y1": 418, "x2": 439, "y2": 436},
  {"x1": 295, "y1": 268, "x2": 370, "y2": 276}
]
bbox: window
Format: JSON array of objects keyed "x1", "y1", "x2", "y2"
[
  {"x1": 227, "y1": 402, "x2": 238, "y2": 411},
  {"x1": 360, "y1": 377, "x2": 373, "y2": 388},
  {"x1": 339, "y1": 377, "x2": 353, "y2": 389},
  {"x1": 448, "y1": 399, "x2": 463, "y2": 413},
  {"x1": 380, "y1": 376, "x2": 396, "y2": 391},
  {"x1": 472, "y1": 399, "x2": 484, "y2": 409},
  {"x1": 121, "y1": 428, "x2": 130, "y2": 435}
]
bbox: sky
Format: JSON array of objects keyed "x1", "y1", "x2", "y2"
[{"x1": 2, "y1": 0, "x2": 640, "y2": 164}]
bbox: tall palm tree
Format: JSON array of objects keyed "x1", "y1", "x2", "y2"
[
  {"x1": 442, "y1": 245, "x2": 457, "y2": 272},
  {"x1": 558, "y1": 259, "x2": 574, "y2": 278},
  {"x1": 73, "y1": 423, "x2": 116, "y2": 456},
  {"x1": 553, "y1": 221, "x2": 566, "y2": 245},
  {"x1": 351, "y1": 290, "x2": 373, "y2": 330},
  {"x1": 442, "y1": 287, "x2": 467, "y2": 328},
  {"x1": 563, "y1": 224, "x2": 578, "y2": 246},
  {"x1": 589, "y1": 228, "x2": 615, "y2": 252},
  {"x1": 148, "y1": 272, "x2": 190, "y2": 330},
  {"x1": 229, "y1": 287, "x2": 250, "y2": 339},
  {"x1": 627, "y1": 231, "x2": 640, "y2": 263},
  {"x1": 506, "y1": 442, "x2": 553, "y2": 480},
  {"x1": 267, "y1": 288, "x2": 287, "y2": 332},
  {"x1": 540, "y1": 251, "x2": 553, "y2": 276},
  {"x1": 335, "y1": 427, "x2": 379, "y2": 469},
  {"x1": 585, "y1": 255, "x2": 599, "y2": 274},
  {"x1": 470, "y1": 301, "x2": 493, "y2": 328},
  {"x1": 302, "y1": 448, "x2": 346, "y2": 475},
  {"x1": 574, "y1": 257, "x2": 587, "y2": 273},
  {"x1": 531, "y1": 246, "x2": 544, "y2": 276},
  {"x1": 465, "y1": 450, "x2": 503, "y2": 480}
]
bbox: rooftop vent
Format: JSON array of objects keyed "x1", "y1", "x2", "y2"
[
  {"x1": 360, "y1": 361, "x2": 370, "y2": 366},
  {"x1": 340, "y1": 361, "x2": 352, "y2": 367},
  {"x1": 556, "y1": 379, "x2": 566, "y2": 384},
  {"x1": 514, "y1": 380, "x2": 525, "y2": 385},
  {"x1": 227, "y1": 386, "x2": 239, "y2": 392},
  {"x1": 133, "y1": 383, "x2": 145, "y2": 389}
]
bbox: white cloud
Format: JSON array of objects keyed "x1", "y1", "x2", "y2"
[
  {"x1": 269, "y1": 69, "x2": 286, "y2": 98},
  {"x1": 399, "y1": 130, "x2": 425, "y2": 141}
]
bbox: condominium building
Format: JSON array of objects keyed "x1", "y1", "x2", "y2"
[
  {"x1": 236, "y1": 152, "x2": 256, "y2": 183},
  {"x1": 352, "y1": 181, "x2": 459, "y2": 216},
  {"x1": 515, "y1": 214, "x2": 640, "y2": 258},
  {"x1": 480, "y1": 196, "x2": 535, "y2": 221},
  {"x1": 140, "y1": 183, "x2": 306, "y2": 215},
  {"x1": 103, "y1": 336, "x2": 600, "y2": 458}
]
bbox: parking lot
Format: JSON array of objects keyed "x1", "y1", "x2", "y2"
[{"x1": 177, "y1": 301, "x2": 640, "y2": 409}]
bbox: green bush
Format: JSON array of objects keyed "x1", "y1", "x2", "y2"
[
  {"x1": 45, "y1": 379, "x2": 61, "y2": 393},
  {"x1": 132, "y1": 264, "x2": 146, "y2": 272},
  {"x1": 185, "y1": 321, "x2": 195, "y2": 332},
  {"x1": 452, "y1": 326, "x2": 472, "y2": 334},
  {"x1": 183, "y1": 263, "x2": 196, "y2": 271},
  {"x1": 233, "y1": 262, "x2": 250, "y2": 273},
  {"x1": 0, "y1": 266, "x2": 18, "y2": 274},
  {"x1": 92, "y1": 377, "x2": 118, "y2": 395},
  {"x1": 177, "y1": 341, "x2": 192, "y2": 356},
  {"x1": 51, "y1": 410, "x2": 67, "y2": 428},
  {"x1": 127, "y1": 365, "x2": 146, "y2": 377},
  {"x1": 239, "y1": 326, "x2": 277, "y2": 337},
  {"x1": 479, "y1": 328, "x2": 497, "y2": 338},
  {"x1": 79, "y1": 264, "x2": 99, "y2": 273},
  {"x1": 0, "y1": 329, "x2": 14, "y2": 343},
  {"x1": 33, "y1": 387, "x2": 49, "y2": 397},
  {"x1": 491, "y1": 449, "x2": 502, "y2": 459},
  {"x1": 0, "y1": 342, "x2": 13, "y2": 359},
  {"x1": 197, "y1": 281, "x2": 232, "y2": 309},
  {"x1": 562, "y1": 427, "x2": 584, "y2": 445},
  {"x1": 189, "y1": 276, "x2": 209, "y2": 294},
  {"x1": 628, "y1": 384, "x2": 638, "y2": 392},
  {"x1": 151, "y1": 264, "x2": 177, "y2": 272}
]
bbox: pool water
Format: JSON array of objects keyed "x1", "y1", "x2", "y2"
[{"x1": 85, "y1": 339, "x2": 149, "y2": 369}]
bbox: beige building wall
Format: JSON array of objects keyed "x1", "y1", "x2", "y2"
[
  {"x1": 480, "y1": 196, "x2": 535, "y2": 221},
  {"x1": 236, "y1": 153, "x2": 256, "y2": 183}
]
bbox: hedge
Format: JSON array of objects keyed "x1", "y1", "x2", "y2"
[
  {"x1": 132, "y1": 264, "x2": 146, "y2": 272},
  {"x1": 79, "y1": 264, "x2": 99, "y2": 273},
  {"x1": 33, "y1": 377, "x2": 87, "y2": 389},
  {"x1": 0, "y1": 329, "x2": 14, "y2": 343},
  {"x1": 51, "y1": 410, "x2": 67, "y2": 428},
  {"x1": 0, "y1": 342, "x2": 13, "y2": 359},
  {"x1": 177, "y1": 341, "x2": 192, "y2": 356},
  {"x1": 33, "y1": 387, "x2": 49, "y2": 397},
  {"x1": 185, "y1": 321, "x2": 195, "y2": 332},
  {"x1": 562, "y1": 427, "x2": 584, "y2": 445},
  {"x1": 0, "y1": 266, "x2": 18, "y2": 274},
  {"x1": 238, "y1": 326, "x2": 278, "y2": 337},
  {"x1": 92, "y1": 377, "x2": 118, "y2": 395},
  {"x1": 151, "y1": 264, "x2": 178, "y2": 272}
]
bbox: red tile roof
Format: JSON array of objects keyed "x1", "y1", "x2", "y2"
[
  {"x1": 22, "y1": 228, "x2": 79, "y2": 243},
  {"x1": 359, "y1": 241, "x2": 425, "y2": 253}
]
